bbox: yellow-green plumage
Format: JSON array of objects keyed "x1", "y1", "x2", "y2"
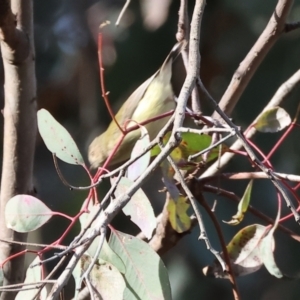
[{"x1": 88, "y1": 42, "x2": 184, "y2": 168}]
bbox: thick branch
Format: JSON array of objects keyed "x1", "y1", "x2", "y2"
[{"x1": 0, "y1": 0, "x2": 37, "y2": 299}]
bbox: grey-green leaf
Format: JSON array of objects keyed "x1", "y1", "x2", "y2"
[{"x1": 37, "y1": 109, "x2": 84, "y2": 165}]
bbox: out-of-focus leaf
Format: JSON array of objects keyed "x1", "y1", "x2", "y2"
[
  {"x1": 5, "y1": 195, "x2": 53, "y2": 232},
  {"x1": 161, "y1": 160, "x2": 178, "y2": 200},
  {"x1": 112, "y1": 177, "x2": 156, "y2": 240},
  {"x1": 109, "y1": 230, "x2": 172, "y2": 300},
  {"x1": 37, "y1": 109, "x2": 84, "y2": 165},
  {"x1": 15, "y1": 257, "x2": 47, "y2": 300},
  {"x1": 204, "y1": 224, "x2": 269, "y2": 278},
  {"x1": 141, "y1": 0, "x2": 172, "y2": 31},
  {"x1": 224, "y1": 180, "x2": 253, "y2": 225},
  {"x1": 161, "y1": 161, "x2": 191, "y2": 233},
  {"x1": 254, "y1": 107, "x2": 291, "y2": 133},
  {"x1": 167, "y1": 196, "x2": 191, "y2": 233},
  {"x1": 127, "y1": 126, "x2": 150, "y2": 181}
]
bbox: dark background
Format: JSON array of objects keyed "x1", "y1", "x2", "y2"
[{"x1": 2, "y1": 0, "x2": 300, "y2": 299}]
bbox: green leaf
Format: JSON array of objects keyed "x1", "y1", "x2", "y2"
[
  {"x1": 152, "y1": 132, "x2": 227, "y2": 169},
  {"x1": 5, "y1": 195, "x2": 53, "y2": 232},
  {"x1": 127, "y1": 126, "x2": 151, "y2": 181},
  {"x1": 167, "y1": 196, "x2": 191, "y2": 233},
  {"x1": 15, "y1": 257, "x2": 47, "y2": 300},
  {"x1": 109, "y1": 231, "x2": 172, "y2": 300},
  {"x1": 223, "y1": 180, "x2": 253, "y2": 225},
  {"x1": 113, "y1": 177, "x2": 156, "y2": 240},
  {"x1": 37, "y1": 109, "x2": 84, "y2": 165},
  {"x1": 254, "y1": 107, "x2": 291, "y2": 133}
]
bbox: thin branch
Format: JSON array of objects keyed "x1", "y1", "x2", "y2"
[
  {"x1": 47, "y1": 1, "x2": 208, "y2": 297},
  {"x1": 197, "y1": 193, "x2": 240, "y2": 300},
  {"x1": 177, "y1": 0, "x2": 201, "y2": 114},
  {"x1": 222, "y1": 171, "x2": 300, "y2": 182},
  {"x1": 199, "y1": 74, "x2": 300, "y2": 221},
  {"x1": 203, "y1": 184, "x2": 300, "y2": 241},
  {"x1": 115, "y1": 0, "x2": 131, "y2": 26},
  {"x1": 201, "y1": 68, "x2": 300, "y2": 178},
  {"x1": 285, "y1": 21, "x2": 300, "y2": 32},
  {"x1": 172, "y1": 0, "x2": 204, "y2": 132},
  {"x1": 165, "y1": 152, "x2": 226, "y2": 269}
]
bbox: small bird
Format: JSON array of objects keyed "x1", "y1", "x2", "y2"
[{"x1": 88, "y1": 42, "x2": 185, "y2": 168}]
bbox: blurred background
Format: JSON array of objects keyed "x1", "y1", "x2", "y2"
[{"x1": 1, "y1": 0, "x2": 300, "y2": 299}]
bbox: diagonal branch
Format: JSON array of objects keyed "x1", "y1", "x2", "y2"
[{"x1": 212, "y1": 0, "x2": 294, "y2": 120}]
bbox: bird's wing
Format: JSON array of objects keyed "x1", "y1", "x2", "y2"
[{"x1": 115, "y1": 74, "x2": 156, "y2": 125}]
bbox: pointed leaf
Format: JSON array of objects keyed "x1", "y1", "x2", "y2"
[
  {"x1": 109, "y1": 231, "x2": 172, "y2": 300},
  {"x1": 15, "y1": 257, "x2": 47, "y2": 300},
  {"x1": 113, "y1": 177, "x2": 156, "y2": 239},
  {"x1": 260, "y1": 203, "x2": 283, "y2": 278},
  {"x1": 127, "y1": 126, "x2": 151, "y2": 181},
  {"x1": 260, "y1": 229, "x2": 282, "y2": 278},
  {"x1": 37, "y1": 109, "x2": 84, "y2": 165},
  {"x1": 254, "y1": 107, "x2": 291, "y2": 133},
  {"x1": 5, "y1": 195, "x2": 53, "y2": 232},
  {"x1": 224, "y1": 180, "x2": 253, "y2": 225}
]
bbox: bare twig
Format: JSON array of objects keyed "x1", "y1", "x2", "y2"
[
  {"x1": 165, "y1": 152, "x2": 226, "y2": 269},
  {"x1": 196, "y1": 192, "x2": 240, "y2": 300},
  {"x1": 221, "y1": 171, "x2": 300, "y2": 182},
  {"x1": 203, "y1": 184, "x2": 300, "y2": 241},
  {"x1": 116, "y1": 0, "x2": 131, "y2": 26}
]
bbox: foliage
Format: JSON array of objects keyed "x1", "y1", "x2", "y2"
[{"x1": 1, "y1": 1, "x2": 300, "y2": 300}]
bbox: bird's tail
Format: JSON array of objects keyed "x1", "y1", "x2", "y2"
[{"x1": 159, "y1": 40, "x2": 187, "y2": 74}]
